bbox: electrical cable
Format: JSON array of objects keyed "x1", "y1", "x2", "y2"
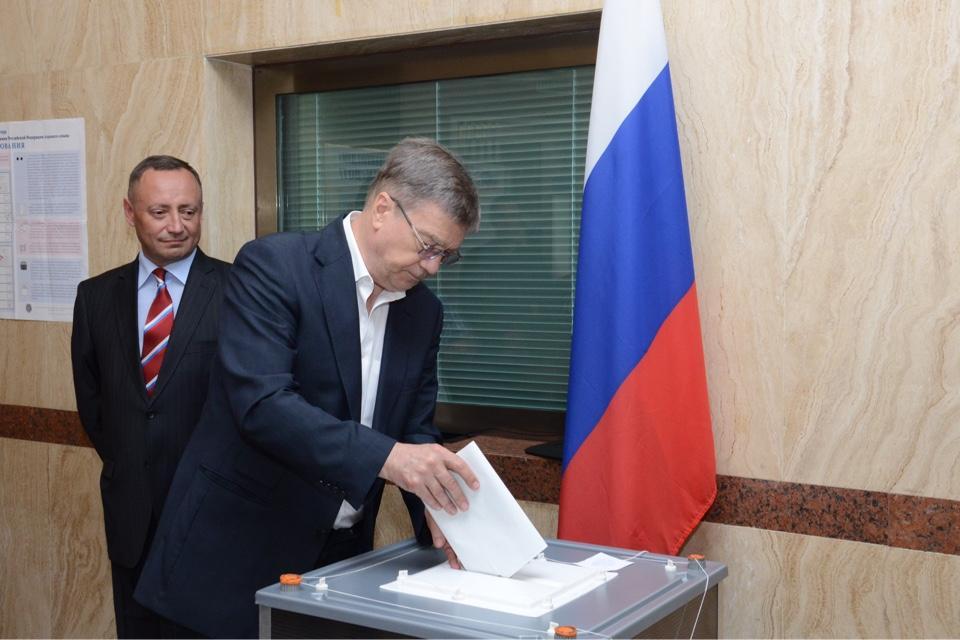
[{"x1": 687, "y1": 557, "x2": 710, "y2": 640}]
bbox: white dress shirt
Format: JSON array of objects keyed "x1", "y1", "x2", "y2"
[
  {"x1": 334, "y1": 212, "x2": 405, "y2": 528},
  {"x1": 136, "y1": 249, "x2": 196, "y2": 353}
]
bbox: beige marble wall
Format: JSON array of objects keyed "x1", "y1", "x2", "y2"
[
  {"x1": 682, "y1": 522, "x2": 960, "y2": 638},
  {"x1": 0, "y1": 438, "x2": 112, "y2": 639},
  {"x1": 662, "y1": 0, "x2": 960, "y2": 500}
]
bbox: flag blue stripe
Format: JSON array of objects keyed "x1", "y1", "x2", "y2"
[{"x1": 563, "y1": 64, "x2": 695, "y2": 470}]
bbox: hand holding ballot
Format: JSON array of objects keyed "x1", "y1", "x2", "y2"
[
  {"x1": 425, "y1": 511, "x2": 462, "y2": 570},
  {"x1": 379, "y1": 442, "x2": 480, "y2": 514},
  {"x1": 425, "y1": 442, "x2": 548, "y2": 577}
]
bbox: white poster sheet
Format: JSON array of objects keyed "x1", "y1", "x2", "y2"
[{"x1": 0, "y1": 117, "x2": 87, "y2": 322}]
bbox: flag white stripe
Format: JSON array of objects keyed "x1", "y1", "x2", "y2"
[{"x1": 584, "y1": 0, "x2": 669, "y2": 180}]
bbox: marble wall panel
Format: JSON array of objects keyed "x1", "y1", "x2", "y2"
[
  {"x1": 0, "y1": 0, "x2": 100, "y2": 75},
  {"x1": 779, "y1": 531, "x2": 960, "y2": 637},
  {"x1": 0, "y1": 322, "x2": 74, "y2": 410},
  {"x1": 683, "y1": 521, "x2": 960, "y2": 638},
  {"x1": 779, "y1": 1, "x2": 960, "y2": 499},
  {"x1": 682, "y1": 522, "x2": 783, "y2": 638},
  {"x1": 518, "y1": 499, "x2": 558, "y2": 539},
  {"x1": 0, "y1": 440, "x2": 112, "y2": 638},
  {"x1": 458, "y1": 0, "x2": 601, "y2": 25},
  {"x1": 661, "y1": 1, "x2": 790, "y2": 481},
  {"x1": 0, "y1": 73, "x2": 52, "y2": 122},
  {"x1": 658, "y1": 1, "x2": 960, "y2": 501},
  {"x1": 0, "y1": 438, "x2": 53, "y2": 638},
  {"x1": 98, "y1": 0, "x2": 203, "y2": 64},
  {"x1": 200, "y1": 60, "x2": 256, "y2": 263},
  {"x1": 373, "y1": 485, "x2": 416, "y2": 549},
  {"x1": 881, "y1": 545, "x2": 960, "y2": 639},
  {"x1": 203, "y1": 0, "x2": 456, "y2": 55},
  {"x1": 49, "y1": 445, "x2": 113, "y2": 638}
]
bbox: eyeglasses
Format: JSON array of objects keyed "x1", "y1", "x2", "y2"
[{"x1": 387, "y1": 194, "x2": 462, "y2": 266}]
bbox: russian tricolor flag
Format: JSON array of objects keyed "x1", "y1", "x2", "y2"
[{"x1": 559, "y1": 0, "x2": 716, "y2": 555}]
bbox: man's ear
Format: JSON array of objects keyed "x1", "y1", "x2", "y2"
[
  {"x1": 371, "y1": 191, "x2": 392, "y2": 229},
  {"x1": 123, "y1": 198, "x2": 135, "y2": 227}
]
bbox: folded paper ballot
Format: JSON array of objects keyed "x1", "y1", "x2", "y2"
[{"x1": 427, "y1": 441, "x2": 547, "y2": 577}]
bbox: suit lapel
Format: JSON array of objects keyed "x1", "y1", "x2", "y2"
[
  {"x1": 373, "y1": 297, "x2": 412, "y2": 433},
  {"x1": 114, "y1": 258, "x2": 147, "y2": 404},
  {"x1": 312, "y1": 220, "x2": 362, "y2": 422},
  {"x1": 150, "y1": 250, "x2": 217, "y2": 401}
]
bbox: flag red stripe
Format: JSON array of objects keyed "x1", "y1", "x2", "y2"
[{"x1": 559, "y1": 284, "x2": 716, "y2": 554}]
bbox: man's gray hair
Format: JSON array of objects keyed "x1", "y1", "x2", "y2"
[{"x1": 367, "y1": 137, "x2": 480, "y2": 232}]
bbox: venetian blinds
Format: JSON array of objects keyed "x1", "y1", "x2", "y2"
[{"x1": 277, "y1": 66, "x2": 594, "y2": 411}]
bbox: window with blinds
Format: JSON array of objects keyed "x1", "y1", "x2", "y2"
[{"x1": 277, "y1": 65, "x2": 594, "y2": 412}]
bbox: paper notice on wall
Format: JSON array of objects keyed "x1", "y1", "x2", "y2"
[{"x1": 0, "y1": 118, "x2": 87, "y2": 322}]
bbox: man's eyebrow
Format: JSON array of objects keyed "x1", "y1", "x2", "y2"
[{"x1": 420, "y1": 230, "x2": 446, "y2": 248}]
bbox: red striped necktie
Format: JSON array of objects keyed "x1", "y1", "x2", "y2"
[{"x1": 141, "y1": 268, "x2": 174, "y2": 396}]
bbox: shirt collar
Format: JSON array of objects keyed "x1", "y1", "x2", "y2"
[
  {"x1": 343, "y1": 212, "x2": 371, "y2": 285},
  {"x1": 343, "y1": 212, "x2": 405, "y2": 308},
  {"x1": 137, "y1": 248, "x2": 197, "y2": 289}
]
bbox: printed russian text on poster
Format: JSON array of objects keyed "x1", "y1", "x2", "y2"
[{"x1": 0, "y1": 117, "x2": 87, "y2": 322}]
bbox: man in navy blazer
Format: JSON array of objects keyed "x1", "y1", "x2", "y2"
[{"x1": 135, "y1": 138, "x2": 481, "y2": 638}]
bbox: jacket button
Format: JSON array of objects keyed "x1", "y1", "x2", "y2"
[{"x1": 146, "y1": 411, "x2": 157, "y2": 420}]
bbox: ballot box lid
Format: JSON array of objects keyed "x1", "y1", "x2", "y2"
[{"x1": 256, "y1": 538, "x2": 728, "y2": 639}]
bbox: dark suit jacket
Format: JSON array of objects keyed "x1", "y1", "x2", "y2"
[
  {"x1": 71, "y1": 249, "x2": 231, "y2": 569},
  {"x1": 135, "y1": 219, "x2": 443, "y2": 638}
]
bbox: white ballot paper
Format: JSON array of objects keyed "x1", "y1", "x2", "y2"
[
  {"x1": 426, "y1": 441, "x2": 547, "y2": 577},
  {"x1": 380, "y1": 556, "x2": 612, "y2": 618}
]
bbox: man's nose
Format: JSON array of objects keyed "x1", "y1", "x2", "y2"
[{"x1": 166, "y1": 213, "x2": 185, "y2": 234}]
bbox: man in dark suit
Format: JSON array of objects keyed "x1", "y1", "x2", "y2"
[
  {"x1": 71, "y1": 155, "x2": 231, "y2": 638},
  {"x1": 135, "y1": 138, "x2": 481, "y2": 638}
]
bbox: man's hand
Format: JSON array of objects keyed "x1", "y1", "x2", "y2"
[
  {"x1": 425, "y1": 511, "x2": 461, "y2": 569},
  {"x1": 379, "y1": 443, "x2": 480, "y2": 514}
]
